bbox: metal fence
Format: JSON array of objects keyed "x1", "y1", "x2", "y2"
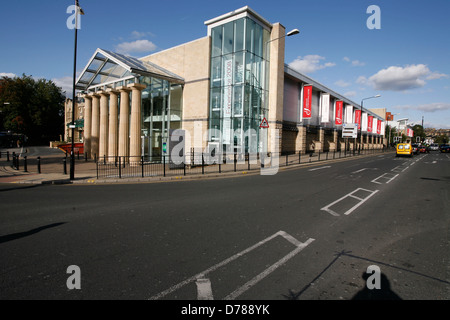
[{"x1": 96, "y1": 146, "x2": 388, "y2": 179}]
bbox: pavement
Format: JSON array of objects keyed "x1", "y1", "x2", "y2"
[{"x1": 1, "y1": 146, "x2": 392, "y2": 185}]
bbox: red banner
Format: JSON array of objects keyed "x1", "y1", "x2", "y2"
[
  {"x1": 302, "y1": 85, "x2": 312, "y2": 119},
  {"x1": 335, "y1": 101, "x2": 343, "y2": 125},
  {"x1": 367, "y1": 115, "x2": 373, "y2": 132},
  {"x1": 377, "y1": 120, "x2": 382, "y2": 134},
  {"x1": 355, "y1": 109, "x2": 361, "y2": 129}
]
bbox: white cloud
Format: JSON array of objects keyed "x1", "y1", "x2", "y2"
[
  {"x1": 115, "y1": 39, "x2": 157, "y2": 55},
  {"x1": 0, "y1": 72, "x2": 17, "y2": 78},
  {"x1": 343, "y1": 57, "x2": 365, "y2": 67},
  {"x1": 130, "y1": 31, "x2": 154, "y2": 39},
  {"x1": 335, "y1": 79, "x2": 351, "y2": 87},
  {"x1": 288, "y1": 55, "x2": 336, "y2": 74},
  {"x1": 351, "y1": 60, "x2": 365, "y2": 67},
  {"x1": 365, "y1": 64, "x2": 448, "y2": 91},
  {"x1": 396, "y1": 102, "x2": 450, "y2": 113},
  {"x1": 344, "y1": 91, "x2": 357, "y2": 97}
]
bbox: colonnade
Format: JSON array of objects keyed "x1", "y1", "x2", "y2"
[{"x1": 83, "y1": 83, "x2": 147, "y2": 161}]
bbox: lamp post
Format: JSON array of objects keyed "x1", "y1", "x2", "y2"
[
  {"x1": 70, "y1": 0, "x2": 84, "y2": 180},
  {"x1": 359, "y1": 94, "x2": 381, "y2": 154}
]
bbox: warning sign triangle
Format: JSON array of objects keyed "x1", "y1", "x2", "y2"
[{"x1": 259, "y1": 117, "x2": 269, "y2": 128}]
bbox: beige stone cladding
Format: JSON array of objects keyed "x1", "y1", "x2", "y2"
[{"x1": 141, "y1": 37, "x2": 211, "y2": 151}]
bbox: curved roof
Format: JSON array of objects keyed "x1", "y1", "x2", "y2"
[{"x1": 75, "y1": 48, "x2": 184, "y2": 90}]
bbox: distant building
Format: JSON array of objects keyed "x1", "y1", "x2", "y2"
[{"x1": 64, "y1": 97, "x2": 84, "y2": 143}]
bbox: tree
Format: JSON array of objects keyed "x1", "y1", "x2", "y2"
[
  {"x1": 0, "y1": 74, "x2": 65, "y2": 145},
  {"x1": 412, "y1": 124, "x2": 425, "y2": 143}
]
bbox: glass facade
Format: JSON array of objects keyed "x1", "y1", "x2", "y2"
[
  {"x1": 140, "y1": 76, "x2": 182, "y2": 159},
  {"x1": 209, "y1": 17, "x2": 270, "y2": 153}
]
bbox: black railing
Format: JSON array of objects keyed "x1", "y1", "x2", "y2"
[{"x1": 96, "y1": 146, "x2": 388, "y2": 179}]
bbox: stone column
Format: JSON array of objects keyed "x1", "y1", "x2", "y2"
[
  {"x1": 98, "y1": 91, "x2": 109, "y2": 159},
  {"x1": 118, "y1": 86, "x2": 131, "y2": 158},
  {"x1": 107, "y1": 89, "x2": 119, "y2": 159},
  {"x1": 90, "y1": 93, "x2": 100, "y2": 160},
  {"x1": 128, "y1": 83, "x2": 146, "y2": 161},
  {"x1": 83, "y1": 95, "x2": 92, "y2": 159},
  {"x1": 268, "y1": 23, "x2": 286, "y2": 155}
]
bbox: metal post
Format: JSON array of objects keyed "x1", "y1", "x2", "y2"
[
  {"x1": 63, "y1": 158, "x2": 67, "y2": 175},
  {"x1": 118, "y1": 156, "x2": 121, "y2": 179},
  {"x1": 37, "y1": 157, "x2": 41, "y2": 174},
  {"x1": 7, "y1": 151, "x2": 9, "y2": 162},
  {"x1": 202, "y1": 154, "x2": 205, "y2": 175},
  {"x1": 163, "y1": 155, "x2": 166, "y2": 177},
  {"x1": 24, "y1": 156, "x2": 27, "y2": 172},
  {"x1": 141, "y1": 156, "x2": 144, "y2": 178}
]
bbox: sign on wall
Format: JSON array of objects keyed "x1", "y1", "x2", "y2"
[
  {"x1": 367, "y1": 115, "x2": 373, "y2": 132},
  {"x1": 321, "y1": 93, "x2": 330, "y2": 123},
  {"x1": 345, "y1": 105, "x2": 353, "y2": 124},
  {"x1": 335, "y1": 101, "x2": 343, "y2": 126},
  {"x1": 223, "y1": 59, "x2": 233, "y2": 144},
  {"x1": 355, "y1": 109, "x2": 362, "y2": 129},
  {"x1": 302, "y1": 85, "x2": 312, "y2": 119},
  {"x1": 362, "y1": 112, "x2": 368, "y2": 132}
]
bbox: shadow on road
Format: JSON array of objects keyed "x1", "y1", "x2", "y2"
[
  {"x1": 352, "y1": 272, "x2": 402, "y2": 300},
  {"x1": 0, "y1": 222, "x2": 66, "y2": 244}
]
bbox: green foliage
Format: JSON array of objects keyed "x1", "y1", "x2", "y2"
[{"x1": 0, "y1": 74, "x2": 65, "y2": 144}]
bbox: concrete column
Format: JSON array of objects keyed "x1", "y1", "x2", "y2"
[
  {"x1": 319, "y1": 128, "x2": 324, "y2": 152},
  {"x1": 83, "y1": 95, "x2": 92, "y2": 159},
  {"x1": 90, "y1": 93, "x2": 100, "y2": 160},
  {"x1": 107, "y1": 89, "x2": 119, "y2": 159},
  {"x1": 118, "y1": 86, "x2": 131, "y2": 158},
  {"x1": 268, "y1": 23, "x2": 286, "y2": 155},
  {"x1": 98, "y1": 91, "x2": 109, "y2": 159},
  {"x1": 128, "y1": 83, "x2": 146, "y2": 161}
]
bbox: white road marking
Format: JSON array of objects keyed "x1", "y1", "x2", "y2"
[
  {"x1": 196, "y1": 278, "x2": 214, "y2": 300},
  {"x1": 321, "y1": 188, "x2": 379, "y2": 216},
  {"x1": 149, "y1": 231, "x2": 314, "y2": 300},
  {"x1": 308, "y1": 166, "x2": 331, "y2": 172},
  {"x1": 372, "y1": 173, "x2": 399, "y2": 184},
  {"x1": 224, "y1": 238, "x2": 315, "y2": 300}
]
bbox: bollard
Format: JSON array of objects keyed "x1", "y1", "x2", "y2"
[
  {"x1": 63, "y1": 158, "x2": 67, "y2": 175},
  {"x1": 7, "y1": 151, "x2": 10, "y2": 162},
  {"x1": 24, "y1": 156, "x2": 27, "y2": 172},
  {"x1": 37, "y1": 157, "x2": 41, "y2": 174}
]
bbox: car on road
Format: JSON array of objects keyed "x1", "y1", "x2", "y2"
[
  {"x1": 430, "y1": 143, "x2": 439, "y2": 151},
  {"x1": 396, "y1": 143, "x2": 413, "y2": 157},
  {"x1": 418, "y1": 145, "x2": 430, "y2": 153},
  {"x1": 440, "y1": 144, "x2": 450, "y2": 153},
  {"x1": 411, "y1": 143, "x2": 420, "y2": 155}
]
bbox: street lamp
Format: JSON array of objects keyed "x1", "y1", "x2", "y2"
[
  {"x1": 359, "y1": 94, "x2": 381, "y2": 154},
  {"x1": 70, "y1": 0, "x2": 84, "y2": 181}
]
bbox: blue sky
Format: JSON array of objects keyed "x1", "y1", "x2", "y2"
[{"x1": 1, "y1": 0, "x2": 449, "y2": 129}]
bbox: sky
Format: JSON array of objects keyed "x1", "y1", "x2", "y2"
[{"x1": 0, "y1": 0, "x2": 449, "y2": 129}]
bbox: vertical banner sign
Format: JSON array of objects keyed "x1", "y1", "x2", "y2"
[
  {"x1": 373, "y1": 117, "x2": 378, "y2": 135},
  {"x1": 345, "y1": 105, "x2": 353, "y2": 124},
  {"x1": 377, "y1": 119, "x2": 382, "y2": 134},
  {"x1": 303, "y1": 85, "x2": 312, "y2": 119},
  {"x1": 321, "y1": 93, "x2": 330, "y2": 123},
  {"x1": 362, "y1": 112, "x2": 368, "y2": 132},
  {"x1": 335, "y1": 101, "x2": 343, "y2": 125},
  {"x1": 367, "y1": 115, "x2": 373, "y2": 132},
  {"x1": 355, "y1": 109, "x2": 362, "y2": 129},
  {"x1": 223, "y1": 59, "x2": 233, "y2": 144},
  {"x1": 380, "y1": 121, "x2": 385, "y2": 136}
]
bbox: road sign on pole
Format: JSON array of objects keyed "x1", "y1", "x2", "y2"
[
  {"x1": 342, "y1": 123, "x2": 358, "y2": 138},
  {"x1": 259, "y1": 117, "x2": 269, "y2": 128}
]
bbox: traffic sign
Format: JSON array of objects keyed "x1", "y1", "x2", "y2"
[
  {"x1": 259, "y1": 117, "x2": 269, "y2": 128},
  {"x1": 342, "y1": 123, "x2": 358, "y2": 138}
]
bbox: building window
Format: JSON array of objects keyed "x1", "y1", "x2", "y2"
[{"x1": 209, "y1": 17, "x2": 270, "y2": 153}]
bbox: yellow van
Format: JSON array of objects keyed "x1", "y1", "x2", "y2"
[{"x1": 396, "y1": 143, "x2": 413, "y2": 157}]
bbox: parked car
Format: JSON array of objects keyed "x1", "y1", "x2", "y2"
[
  {"x1": 430, "y1": 143, "x2": 439, "y2": 151},
  {"x1": 440, "y1": 144, "x2": 450, "y2": 153},
  {"x1": 418, "y1": 145, "x2": 429, "y2": 153},
  {"x1": 396, "y1": 143, "x2": 413, "y2": 157},
  {"x1": 411, "y1": 143, "x2": 420, "y2": 155}
]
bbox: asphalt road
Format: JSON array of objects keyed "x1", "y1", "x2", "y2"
[{"x1": 0, "y1": 151, "x2": 449, "y2": 302}]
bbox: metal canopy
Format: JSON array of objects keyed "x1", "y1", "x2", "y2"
[{"x1": 75, "y1": 48, "x2": 184, "y2": 90}]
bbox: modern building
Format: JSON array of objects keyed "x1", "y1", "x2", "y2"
[{"x1": 74, "y1": 6, "x2": 386, "y2": 161}]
